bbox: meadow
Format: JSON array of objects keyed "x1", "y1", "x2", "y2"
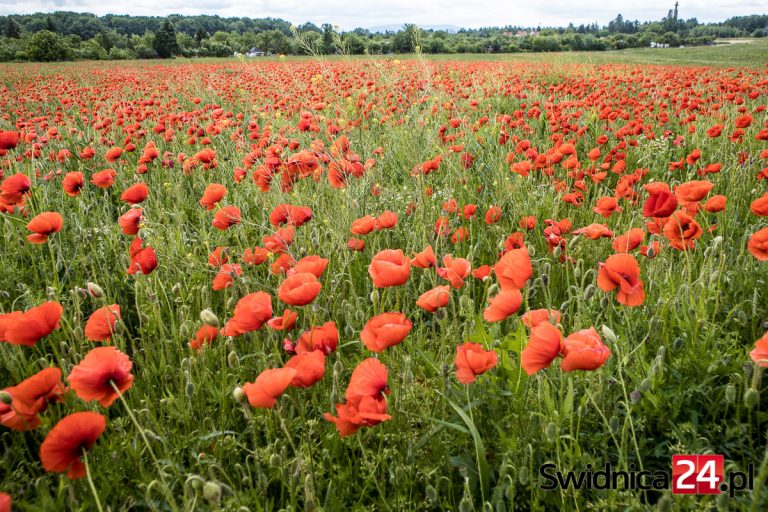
[{"x1": 1, "y1": 45, "x2": 768, "y2": 511}]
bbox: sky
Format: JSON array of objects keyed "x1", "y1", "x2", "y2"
[{"x1": 2, "y1": 0, "x2": 767, "y2": 30}]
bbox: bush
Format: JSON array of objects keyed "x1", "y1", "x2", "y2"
[{"x1": 26, "y1": 30, "x2": 70, "y2": 61}]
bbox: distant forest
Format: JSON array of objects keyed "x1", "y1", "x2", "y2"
[{"x1": 0, "y1": 11, "x2": 766, "y2": 62}]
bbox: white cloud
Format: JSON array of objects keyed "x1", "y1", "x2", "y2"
[{"x1": 2, "y1": 0, "x2": 766, "y2": 30}]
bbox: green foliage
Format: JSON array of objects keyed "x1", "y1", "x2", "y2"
[
  {"x1": 152, "y1": 20, "x2": 180, "y2": 59},
  {"x1": 26, "y1": 30, "x2": 69, "y2": 61}
]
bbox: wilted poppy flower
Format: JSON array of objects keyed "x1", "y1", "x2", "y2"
[
  {"x1": 750, "y1": 332, "x2": 768, "y2": 367},
  {"x1": 597, "y1": 254, "x2": 645, "y2": 306},
  {"x1": 26, "y1": 212, "x2": 63, "y2": 244},
  {"x1": 40, "y1": 411, "x2": 106, "y2": 479},
  {"x1": 68, "y1": 346, "x2": 134, "y2": 407},
  {"x1": 560, "y1": 327, "x2": 611, "y2": 372},
  {"x1": 295, "y1": 322, "x2": 339, "y2": 355},
  {"x1": 189, "y1": 324, "x2": 219, "y2": 351},
  {"x1": 199, "y1": 184, "x2": 227, "y2": 211},
  {"x1": 84, "y1": 304, "x2": 121, "y2": 341},
  {"x1": 360, "y1": 312, "x2": 412, "y2": 352},
  {"x1": 1, "y1": 302, "x2": 63, "y2": 347},
  {"x1": 127, "y1": 238, "x2": 157, "y2": 275},
  {"x1": 416, "y1": 285, "x2": 451, "y2": 312},
  {"x1": 120, "y1": 183, "x2": 149, "y2": 204},
  {"x1": 483, "y1": 289, "x2": 523, "y2": 322},
  {"x1": 90, "y1": 169, "x2": 116, "y2": 189},
  {"x1": 748, "y1": 227, "x2": 768, "y2": 261},
  {"x1": 521, "y1": 309, "x2": 561, "y2": 329},
  {"x1": 242, "y1": 367, "x2": 297, "y2": 408},
  {"x1": 285, "y1": 350, "x2": 325, "y2": 388},
  {"x1": 412, "y1": 245, "x2": 436, "y2": 268},
  {"x1": 212, "y1": 206, "x2": 241, "y2": 230},
  {"x1": 278, "y1": 272, "x2": 322, "y2": 306},
  {"x1": 437, "y1": 255, "x2": 471, "y2": 288},
  {"x1": 455, "y1": 342, "x2": 498, "y2": 383},
  {"x1": 369, "y1": 249, "x2": 411, "y2": 288},
  {"x1": 220, "y1": 292, "x2": 273, "y2": 336},
  {"x1": 521, "y1": 323, "x2": 563, "y2": 375},
  {"x1": 494, "y1": 247, "x2": 533, "y2": 290},
  {"x1": 118, "y1": 208, "x2": 142, "y2": 236},
  {"x1": 0, "y1": 367, "x2": 65, "y2": 431},
  {"x1": 62, "y1": 172, "x2": 85, "y2": 197}
]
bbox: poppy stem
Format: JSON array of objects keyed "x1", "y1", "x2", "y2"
[
  {"x1": 83, "y1": 450, "x2": 105, "y2": 512},
  {"x1": 48, "y1": 240, "x2": 60, "y2": 292}
]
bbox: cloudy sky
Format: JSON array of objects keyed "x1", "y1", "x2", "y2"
[{"x1": 3, "y1": 0, "x2": 767, "y2": 30}]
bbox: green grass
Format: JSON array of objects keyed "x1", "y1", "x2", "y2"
[{"x1": 1, "y1": 48, "x2": 768, "y2": 512}]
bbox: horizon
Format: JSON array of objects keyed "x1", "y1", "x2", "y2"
[{"x1": 2, "y1": 1, "x2": 767, "y2": 31}]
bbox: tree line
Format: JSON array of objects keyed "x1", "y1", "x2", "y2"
[{"x1": 1, "y1": 11, "x2": 766, "y2": 62}]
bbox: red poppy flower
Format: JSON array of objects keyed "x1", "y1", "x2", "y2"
[
  {"x1": 597, "y1": 253, "x2": 645, "y2": 306},
  {"x1": 375, "y1": 210, "x2": 398, "y2": 230},
  {"x1": 521, "y1": 308, "x2": 561, "y2": 329},
  {"x1": 0, "y1": 130, "x2": 20, "y2": 150},
  {"x1": 212, "y1": 263, "x2": 242, "y2": 291},
  {"x1": 662, "y1": 210, "x2": 702, "y2": 250},
  {"x1": 285, "y1": 350, "x2": 325, "y2": 388},
  {"x1": 0, "y1": 492, "x2": 9, "y2": 512},
  {"x1": 0, "y1": 367, "x2": 65, "y2": 431},
  {"x1": 593, "y1": 196, "x2": 621, "y2": 217},
  {"x1": 242, "y1": 367, "x2": 296, "y2": 408},
  {"x1": 345, "y1": 358, "x2": 389, "y2": 405},
  {"x1": 212, "y1": 206, "x2": 241, "y2": 230},
  {"x1": 199, "y1": 184, "x2": 227, "y2": 211},
  {"x1": 220, "y1": 292, "x2": 273, "y2": 337},
  {"x1": 411, "y1": 245, "x2": 436, "y2": 268},
  {"x1": 350, "y1": 215, "x2": 377, "y2": 235},
  {"x1": 127, "y1": 238, "x2": 158, "y2": 275},
  {"x1": 360, "y1": 312, "x2": 412, "y2": 352},
  {"x1": 574, "y1": 223, "x2": 614, "y2": 240},
  {"x1": 118, "y1": 208, "x2": 143, "y2": 236},
  {"x1": 189, "y1": 324, "x2": 219, "y2": 351},
  {"x1": 494, "y1": 247, "x2": 532, "y2": 290},
  {"x1": 1, "y1": 173, "x2": 31, "y2": 205},
  {"x1": 1, "y1": 301, "x2": 63, "y2": 346},
  {"x1": 703, "y1": 195, "x2": 726, "y2": 213},
  {"x1": 291, "y1": 255, "x2": 329, "y2": 278},
  {"x1": 278, "y1": 272, "x2": 322, "y2": 306},
  {"x1": 436, "y1": 255, "x2": 471, "y2": 288},
  {"x1": 642, "y1": 183, "x2": 677, "y2": 218},
  {"x1": 269, "y1": 204, "x2": 313, "y2": 227},
  {"x1": 84, "y1": 304, "x2": 121, "y2": 341},
  {"x1": 455, "y1": 342, "x2": 498, "y2": 384},
  {"x1": 368, "y1": 249, "x2": 411, "y2": 288},
  {"x1": 750, "y1": 332, "x2": 768, "y2": 367},
  {"x1": 90, "y1": 169, "x2": 116, "y2": 189},
  {"x1": 416, "y1": 286, "x2": 451, "y2": 312},
  {"x1": 295, "y1": 321, "x2": 339, "y2": 355},
  {"x1": 26, "y1": 212, "x2": 63, "y2": 244},
  {"x1": 483, "y1": 289, "x2": 523, "y2": 322},
  {"x1": 751, "y1": 193, "x2": 768, "y2": 216},
  {"x1": 347, "y1": 238, "x2": 365, "y2": 251},
  {"x1": 560, "y1": 327, "x2": 611, "y2": 372},
  {"x1": 40, "y1": 412, "x2": 106, "y2": 479},
  {"x1": 485, "y1": 205, "x2": 502, "y2": 225},
  {"x1": 105, "y1": 146, "x2": 123, "y2": 162},
  {"x1": 521, "y1": 323, "x2": 563, "y2": 375},
  {"x1": 68, "y1": 346, "x2": 134, "y2": 407},
  {"x1": 120, "y1": 183, "x2": 149, "y2": 204},
  {"x1": 611, "y1": 228, "x2": 645, "y2": 253},
  {"x1": 748, "y1": 227, "x2": 768, "y2": 261},
  {"x1": 62, "y1": 172, "x2": 85, "y2": 197}
]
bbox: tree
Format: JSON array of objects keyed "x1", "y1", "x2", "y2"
[
  {"x1": 27, "y1": 30, "x2": 70, "y2": 61},
  {"x1": 5, "y1": 17, "x2": 21, "y2": 39},
  {"x1": 153, "y1": 20, "x2": 180, "y2": 58},
  {"x1": 321, "y1": 23, "x2": 334, "y2": 54},
  {"x1": 44, "y1": 16, "x2": 57, "y2": 33},
  {"x1": 194, "y1": 28, "x2": 208, "y2": 45}
]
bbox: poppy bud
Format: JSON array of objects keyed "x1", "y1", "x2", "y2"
[
  {"x1": 226, "y1": 296, "x2": 237, "y2": 310},
  {"x1": 518, "y1": 465, "x2": 529, "y2": 485},
  {"x1": 672, "y1": 337, "x2": 684, "y2": 351},
  {"x1": 487, "y1": 284, "x2": 499, "y2": 296},
  {"x1": 725, "y1": 385, "x2": 736, "y2": 404},
  {"x1": 601, "y1": 325, "x2": 618, "y2": 344},
  {"x1": 609, "y1": 415, "x2": 620, "y2": 434},
  {"x1": 72, "y1": 326, "x2": 84, "y2": 339},
  {"x1": 185, "y1": 382, "x2": 195, "y2": 398},
  {"x1": 333, "y1": 360, "x2": 344, "y2": 376},
  {"x1": 188, "y1": 475, "x2": 204, "y2": 490},
  {"x1": 458, "y1": 497, "x2": 473, "y2": 512},
  {"x1": 545, "y1": 422, "x2": 557, "y2": 443},
  {"x1": 0, "y1": 391, "x2": 12, "y2": 405},
  {"x1": 583, "y1": 284, "x2": 596, "y2": 301},
  {"x1": 343, "y1": 324, "x2": 354, "y2": 339},
  {"x1": 200, "y1": 308, "x2": 219, "y2": 326},
  {"x1": 573, "y1": 265, "x2": 581, "y2": 278},
  {"x1": 744, "y1": 388, "x2": 759, "y2": 409},
  {"x1": 425, "y1": 485, "x2": 438, "y2": 505},
  {"x1": 46, "y1": 286, "x2": 57, "y2": 299},
  {"x1": 369, "y1": 290, "x2": 379, "y2": 304},
  {"x1": 640, "y1": 378, "x2": 651, "y2": 392},
  {"x1": 269, "y1": 454, "x2": 282, "y2": 467},
  {"x1": 568, "y1": 235, "x2": 581, "y2": 250},
  {"x1": 630, "y1": 390, "x2": 642, "y2": 404},
  {"x1": 227, "y1": 351, "x2": 239, "y2": 367},
  {"x1": 202, "y1": 481, "x2": 222, "y2": 503},
  {"x1": 86, "y1": 282, "x2": 104, "y2": 298},
  {"x1": 657, "y1": 345, "x2": 666, "y2": 358},
  {"x1": 172, "y1": 283, "x2": 181, "y2": 295},
  {"x1": 304, "y1": 475, "x2": 317, "y2": 510},
  {"x1": 233, "y1": 386, "x2": 246, "y2": 403}
]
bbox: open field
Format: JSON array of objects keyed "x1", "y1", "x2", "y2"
[{"x1": 1, "y1": 43, "x2": 768, "y2": 511}]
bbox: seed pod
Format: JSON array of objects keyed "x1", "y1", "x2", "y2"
[
  {"x1": 227, "y1": 351, "x2": 239, "y2": 367},
  {"x1": 545, "y1": 422, "x2": 557, "y2": 443},
  {"x1": 744, "y1": 388, "x2": 759, "y2": 409},
  {"x1": 202, "y1": 481, "x2": 222, "y2": 503},
  {"x1": 518, "y1": 465, "x2": 529, "y2": 485},
  {"x1": 609, "y1": 415, "x2": 620, "y2": 434},
  {"x1": 630, "y1": 390, "x2": 642, "y2": 404},
  {"x1": 725, "y1": 385, "x2": 736, "y2": 404}
]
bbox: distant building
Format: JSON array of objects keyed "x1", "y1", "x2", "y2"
[
  {"x1": 510, "y1": 30, "x2": 539, "y2": 37},
  {"x1": 649, "y1": 41, "x2": 670, "y2": 48},
  {"x1": 245, "y1": 47, "x2": 270, "y2": 57}
]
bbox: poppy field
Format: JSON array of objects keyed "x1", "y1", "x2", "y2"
[{"x1": 1, "y1": 56, "x2": 768, "y2": 511}]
